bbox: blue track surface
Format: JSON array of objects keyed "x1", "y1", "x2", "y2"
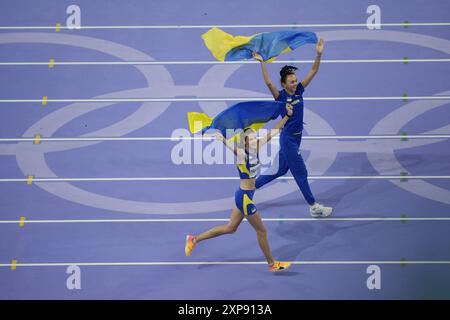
[{"x1": 0, "y1": 0, "x2": 450, "y2": 299}]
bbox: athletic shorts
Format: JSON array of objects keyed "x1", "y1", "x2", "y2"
[{"x1": 234, "y1": 188, "x2": 257, "y2": 216}]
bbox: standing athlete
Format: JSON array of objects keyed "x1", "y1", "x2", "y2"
[{"x1": 252, "y1": 38, "x2": 333, "y2": 217}]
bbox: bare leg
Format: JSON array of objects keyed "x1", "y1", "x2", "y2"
[
  {"x1": 195, "y1": 207, "x2": 244, "y2": 243},
  {"x1": 245, "y1": 212, "x2": 275, "y2": 265}
]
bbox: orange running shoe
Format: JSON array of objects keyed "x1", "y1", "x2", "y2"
[
  {"x1": 185, "y1": 235, "x2": 196, "y2": 256},
  {"x1": 269, "y1": 261, "x2": 291, "y2": 272}
]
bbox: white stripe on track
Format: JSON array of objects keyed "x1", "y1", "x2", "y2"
[
  {"x1": 1, "y1": 134, "x2": 449, "y2": 142},
  {"x1": 0, "y1": 217, "x2": 449, "y2": 224},
  {"x1": 0, "y1": 22, "x2": 449, "y2": 30},
  {"x1": 1, "y1": 175, "x2": 449, "y2": 182},
  {"x1": 0, "y1": 260, "x2": 449, "y2": 268},
  {"x1": 1, "y1": 58, "x2": 449, "y2": 66},
  {"x1": 1, "y1": 96, "x2": 450, "y2": 103}
]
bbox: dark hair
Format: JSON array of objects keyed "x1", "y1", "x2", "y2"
[
  {"x1": 280, "y1": 65, "x2": 298, "y2": 84},
  {"x1": 244, "y1": 127, "x2": 256, "y2": 134}
]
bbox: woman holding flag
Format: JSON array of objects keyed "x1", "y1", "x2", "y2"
[
  {"x1": 201, "y1": 27, "x2": 332, "y2": 216},
  {"x1": 185, "y1": 103, "x2": 294, "y2": 272},
  {"x1": 252, "y1": 39, "x2": 333, "y2": 217},
  {"x1": 188, "y1": 29, "x2": 333, "y2": 270}
]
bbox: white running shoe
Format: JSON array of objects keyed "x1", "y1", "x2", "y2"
[{"x1": 310, "y1": 203, "x2": 333, "y2": 218}]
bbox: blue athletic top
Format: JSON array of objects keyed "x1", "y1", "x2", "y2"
[
  {"x1": 237, "y1": 150, "x2": 260, "y2": 179},
  {"x1": 277, "y1": 82, "x2": 305, "y2": 134}
]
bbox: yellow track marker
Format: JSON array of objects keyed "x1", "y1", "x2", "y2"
[
  {"x1": 402, "y1": 93, "x2": 409, "y2": 102},
  {"x1": 49, "y1": 59, "x2": 55, "y2": 68},
  {"x1": 401, "y1": 258, "x2": 408, "y2": 267},
  {"x1": 19, "y1": 217, "x2": 26, "y2": 227},
  {"x1": 401, "y1": 213, "x2": 407, "y2": 224},
  {"x1": 11, "y1": 260, "x2": 17, "y2": 270},
  {"x1": 42, "y1": 96, "x2": 48, "y2": 106},
  {"x1": 400, "y1": 172, "x2": 409, "y2": 182},
  {"x1": 27, "y1": 175, "x2": 33, "y2": 185},
  {"x1": 34, "y1": 134, "x2": 41, "y2": 145},
  {"x1": 55, "y1": 23, "x2": 61, "y2": 32},
  {"x1": 401, "y1": 132, "x2": 408, "y2": 141}
]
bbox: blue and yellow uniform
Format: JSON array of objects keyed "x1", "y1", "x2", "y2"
[
  {"x1": 235, "y1": 151, "x2": 260, "y2": 216},
  {"x1": 256, "y1": 82, "x2": 316, "y2": 205}
]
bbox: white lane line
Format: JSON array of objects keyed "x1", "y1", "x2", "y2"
[
  {"x1": 1, "y1": 175, "x2": 450, "y2": 182},
  {"x1": 0, "y1": 22, "x2": 449, "y2": 30},
  {"x1": 1, "y1": 96, "x2": 450, "y2": 103},
  {"x1": 1, "y1": 135, "x2": 450, "y2": 142},
  {"x1": 0, "y1": 260, "x2": 449, "y2": 267},
  {"x1": 0, "y1": 217, "x2": 449, "y2": 224},
  {"x1": 1, "y1": 59, "x2": 450, "y2": 66}
]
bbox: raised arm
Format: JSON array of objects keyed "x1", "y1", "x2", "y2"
[
  {"x1": 253, "y1": 51, "x2": 279, "y2": 100},
  {"x1": 258, "y1": 104, "x2": 293, "y2": 147},
  {"x1": 214, "y1": 132, "x2": 238, "y2": 156},
  {"x1": 301, "y1": 38, "x2": 324, "y2": 88}
]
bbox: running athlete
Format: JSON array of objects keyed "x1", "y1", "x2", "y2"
[
  {"x1": 252, "y1": 38, "x2": 333, "y2": 217},
  {"x1": 185, "y1": 103, "x2": 294, "y2": 272}
]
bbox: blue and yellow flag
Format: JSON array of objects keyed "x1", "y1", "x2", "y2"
[
  {"x1": 188, "y1": 101, "x2": 286, "y2": 137},
  {"x1": 202, "y1": 27, "x2": 317, "y2": 62}
]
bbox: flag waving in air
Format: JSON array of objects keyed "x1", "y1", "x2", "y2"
[
  {"x1": 187, "y1": 101, "x2": 286, "y2": 137},
  {"x1": 202, "y1": 27, "x2": 318, "y2": 62}
]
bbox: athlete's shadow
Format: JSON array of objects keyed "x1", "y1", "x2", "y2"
[
  {"x1": 311, "y1": 171, "x2": 372, "y2": 211},
  {"x1": 258, "y1": 164, "x2": 379, "y2": 261},
  {"x1": 258, "y1": 165, "x2": 372, "y2": 212},
  {"x1": 196, "y1": 257, "x2": 301, "y2": 276},
  {"x1": 195, "y1": 220, "x2": 378, "y2": 274},
  {"x1": 270, "y1": 219, "x2": 380, "y2": 261},
  {"x1": 197, "y1": 158, "x2": 384, "y2": 271},
  {"x1": 270, "y1": 175, "x2": 379, "y2": 260}
]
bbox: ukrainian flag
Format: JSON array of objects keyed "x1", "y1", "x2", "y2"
[
  {"x1": 202, "y1": 27, "x2": 318, "y2": 62},
  {"x1": 188, "y1": 101, "x2": 286, "y2": 137}
]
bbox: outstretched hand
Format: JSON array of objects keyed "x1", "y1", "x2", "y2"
[
  {"x1": 316, "y1": 38, "x2": 324, "y2": 55},
  {"x1": 252, "y1": 51, "x2": 264, "y2": 62}
]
